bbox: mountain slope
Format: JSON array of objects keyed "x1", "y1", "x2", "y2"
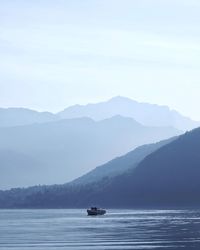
[
  {"x1": 72, "y1": 137, "x2": 175, "y2": 186},
  {"x1": 85, "y1": 127, "x2": 200, "y2": 208},
  {"x1": 58, "y1": 96, "x2": 199, "y2": 131},
  {"x1": 0, "y1": 116, "x2": 180, "y2": 189},
  {"x1": 0, "y1": 108, "x2": 58, "y2": 127},
  {"x1": 1, "y1": 127, "x2": 199, "y2": 208}
]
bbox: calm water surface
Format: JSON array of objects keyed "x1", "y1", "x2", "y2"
[{"x1": 0, "y1": 209, "x2": 200, "y2": 249}]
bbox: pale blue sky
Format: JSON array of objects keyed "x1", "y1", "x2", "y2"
[{"x1": 0, "y1": 0, "x2": 200, "y2": 119}]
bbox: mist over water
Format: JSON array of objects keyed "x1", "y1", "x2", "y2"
[{"x1": 0, "y1": 209, "x2": 200, "y2": 249}]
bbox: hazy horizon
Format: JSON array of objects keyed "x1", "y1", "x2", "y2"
[{"x1": 1, "y1": 0, "x2": 200, "y2": 120}]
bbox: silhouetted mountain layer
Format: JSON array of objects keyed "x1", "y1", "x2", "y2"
[
  {"x1": 72, "y1": 137, "x2": 175, "y2": 186},
  {"x1": 1, "y1": 97, "x2": 199, "y2": 131},
  {"x1": 0, "y1": 108, "x2": 58, "y2": 127},
  {"x1": 1, "y1": 128, "x2": 200, "y2": 208},
  {"x1": 58, "y1": 96, "x2": 199, "y2": 131},
  {"x1": 0, "y1": 138, "x2": 175, "y2": 208},
  {"x1": 87, "y1": 127, "x2": 200, "y2": 208},
  {"x1": 0, "y1": 116, "x2": 180, "y2": 189}
]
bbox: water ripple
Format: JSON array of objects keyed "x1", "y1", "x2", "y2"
[{"x1": 0, "y1": 209, "x2": 200, "y2": 249}]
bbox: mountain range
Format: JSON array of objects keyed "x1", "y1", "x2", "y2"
[
  {"x1": 0, "y1": 97, "x2": 199, "y2": 131},
  {"x1": 0, "y1": 127, "x2": 200, "y2": 208},
  {"x1": 0, "y1": 115, "x2": 180, "y2": 189},
  {"x1": 0, "y1": 96, "x2": 198, "y2": 190},
  {"x1": 59, "y1": 96, "x2": 200, "y2": 131}
]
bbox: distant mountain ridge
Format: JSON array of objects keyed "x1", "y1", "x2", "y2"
[
  {"x1": 0, "y1": 97, "x2": 199, "y2": 131},
  {"x1": 0, "y1": 96, "x2": 196, "y2": 191},
  {"x1": 0, "y1": 115, "x2": 180, "y2": 189},
  {"x1": 0, "y1": 107, "x2": 58, "y2": 127},
  {"x1": 58, "y1": 96, "x2": 199, "y2": 131}
]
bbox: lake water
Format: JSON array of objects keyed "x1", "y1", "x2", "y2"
[{"x1": 0, "y1": 209, "x2": 200, "y2": 249}]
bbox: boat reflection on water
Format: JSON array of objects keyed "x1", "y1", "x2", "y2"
[{"x1": 87, "y1": 207, "x2": 106, "y2": 216}]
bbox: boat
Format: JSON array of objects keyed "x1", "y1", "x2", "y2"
[{"x1": 87, "y1": 207, "x2": 106, "y2": 216}]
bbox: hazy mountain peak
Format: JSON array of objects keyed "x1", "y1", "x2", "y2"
[
  {"x1": 108, "y1": 96, "x2": 136, "y2": 103},
  {"x1": 58, "y1": 96, "x2": 199, "y2": 131}
]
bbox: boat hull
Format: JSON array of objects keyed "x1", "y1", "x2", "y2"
[{"x1": 87, "y1": 209, "x2": 106, "y2": 216}]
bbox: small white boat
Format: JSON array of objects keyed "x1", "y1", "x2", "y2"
[{"x1": 87, "y1": 207, "x2": 106, "y2": 216}]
